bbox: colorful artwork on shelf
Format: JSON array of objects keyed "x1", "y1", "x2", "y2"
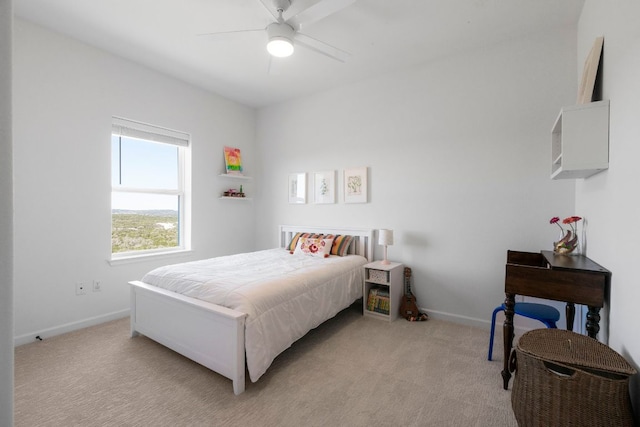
[{"x1": 224, "y1": 146, "x2": 243, "y2": 175}]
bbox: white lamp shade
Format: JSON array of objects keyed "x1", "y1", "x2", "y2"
[{"x1": 378, "y1": 229, "x2": 394, "y2": 246}]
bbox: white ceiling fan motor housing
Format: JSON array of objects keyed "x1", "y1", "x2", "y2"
[{"x1": 266, "y1": 22, "x2": 295, "y2": 57}]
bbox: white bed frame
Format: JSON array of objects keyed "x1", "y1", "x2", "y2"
[{"x1": 129, "y1": 225, "x2": 374, "y2": 394}]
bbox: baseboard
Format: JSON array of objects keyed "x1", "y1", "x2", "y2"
[
  {"x1": 422, "y1": 308, "x2": 532, "y2": 334},
  {"x1": 15, "y1": 306, "x2": 530, "y2": 347},
  {"x1": 14, "y1": 309, "x2": 130, "y2": 347},
  {"x1": 424, "y1": 309, "x2": 488, "y2": 329}
]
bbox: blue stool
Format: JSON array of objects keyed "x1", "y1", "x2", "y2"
[{"x1": 488, "y1": 302, "x2": 560, "y2": 361}]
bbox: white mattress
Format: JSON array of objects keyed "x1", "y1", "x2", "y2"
[{"x1": 141, "y1": 248, "x2": 366, "y2": 382}]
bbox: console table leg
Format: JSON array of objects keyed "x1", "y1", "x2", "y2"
[
  {"x1": 566, "y1": 302, "x2": 575, "y2": 331},
  {"x1": 501, "y1": 294, "x2": 515, "y2": 390},
  {"x1": 586, "y1": 306, "x2": 601, "y2": 338}
]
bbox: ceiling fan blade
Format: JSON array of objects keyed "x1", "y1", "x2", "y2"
[
  {"x1": 197, "y1": 28, "x2": 264, "y2": 37},
  {"x1": 288, "y1": 0, "x2": 356, "y2": 29},
  {"x1": 294, "y1": 32, "x2": 351, "y2": 62},
  {"x1": 266, "y1": 55, "x2": 287, "y2": 76},
  {"x1": 258, "y1": 0, "x2": 280, "y2": 21}
]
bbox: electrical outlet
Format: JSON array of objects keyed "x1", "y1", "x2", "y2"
[
  {"x1": 93, "y1": 280, "x2": 101, "y2": 292},
  {"x1": 76, "y1": 282, "x2": 86, "y2": 296}
]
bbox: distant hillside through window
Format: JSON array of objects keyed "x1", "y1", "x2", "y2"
[{"x1": 111, "y1": 209, "x2": 178, "y2": 253}]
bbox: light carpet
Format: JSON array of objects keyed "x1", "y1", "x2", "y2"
[{"x1": 15, "y1": 304, "x2": 517, "y2": 426}]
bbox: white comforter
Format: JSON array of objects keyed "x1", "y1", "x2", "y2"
[{"x1": 141, "y1": 248, "x2": 366, "y2": 382}]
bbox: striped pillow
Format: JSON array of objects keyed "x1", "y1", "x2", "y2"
[{"x1": 330, "y1": 235, "x2": 353, "y2": 256}]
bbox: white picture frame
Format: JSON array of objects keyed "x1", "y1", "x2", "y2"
[
  {"x1": 288, "y1": 173, "x2": 306, "y2": 204},
  {"x1": 344, "y1": 167, "x2": 368, "y2": 203},
  {"x1": 313, "y1": 170, "x2": 335, "y2": 204}
]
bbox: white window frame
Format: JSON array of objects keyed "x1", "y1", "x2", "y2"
[{"x1": 110, "y1": 116, "x2": 191, "y2": 262}]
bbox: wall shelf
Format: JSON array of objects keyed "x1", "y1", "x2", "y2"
[
  {"x1": 218, "y1": 173, "x2": 252, "y2": 198},
  {"x1": 218, "y1": 174, "x2": 252, "y2": 180},
  {"x1": 219, "y1": 196, "x2": 252, "y2": 201},
  {"x1": 551, "y1": 100, "x2": 609, "y2": 180}
]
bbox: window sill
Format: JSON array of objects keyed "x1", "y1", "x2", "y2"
[{"x1": 108, "y1": 249, "x2": 193, "y2": 266}]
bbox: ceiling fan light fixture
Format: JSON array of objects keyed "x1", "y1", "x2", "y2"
[
  {"x1": 266, "y1": 22, "x2": 295, "y2": 57},
  {"x1": 267, "y1": 37, "x2": 294, "y2": 57}
]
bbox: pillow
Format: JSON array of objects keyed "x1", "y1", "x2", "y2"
[
  {"x1": 294, "y1": 237, "x2": 333, "y2": 258},
  {"x1": 330, "y1": 235, "x2": 353, "y2": 256},
  {"x1": 286, "y1": 232, "x2": 310, "y2": 251},
  {"x1": 286, "y1": 232, "x2": 325, "y2": 251}
]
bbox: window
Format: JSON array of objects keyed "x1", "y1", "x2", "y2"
[{"x1": 111, "y1": 117, "x2": 190, "y2": 258}]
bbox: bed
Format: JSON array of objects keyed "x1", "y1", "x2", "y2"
[{"x1": 129, "y1": 225, "x2": 374, "y2": 394}]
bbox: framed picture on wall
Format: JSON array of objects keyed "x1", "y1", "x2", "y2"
[
  {"x1": 343, "y1": 167, "x2": 368, "y2": 203},
  {"x1": 288, "y1": 173, "x2": 306, "y2": 204},
  {"x1": 313, "y1": 171, "x2": 335, "y2": 204},
  {"x1": 577, "y1": 36, "x2": 604, "y2": 104}
]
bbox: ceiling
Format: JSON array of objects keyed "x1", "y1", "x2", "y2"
[{"x1": 14, "y1": 0, "x2": 585, "y2": 108}]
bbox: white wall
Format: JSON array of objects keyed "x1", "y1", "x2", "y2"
[
  {"x1": 577, "y1": 0, "x2": 640, "y2": 415},
  {"x1": 12, "y1": 19, "x2": 257, "y2": 343},
  {"x1": 255, "y1": 28, "x2": 578, "y2": 327},
  {"x1": 1, "y1": 0, "x2": 14, "y2": 424}
]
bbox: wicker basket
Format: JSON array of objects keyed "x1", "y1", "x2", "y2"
[
  {"x1": 367, "y1": 269, "x2": 389, "y2": 283},
  {"x1": 511, "y1": 329, "x2": 637, "y2": 427}
]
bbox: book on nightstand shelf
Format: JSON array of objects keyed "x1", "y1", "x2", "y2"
[{"x1": 367, "y1": 286, "x2": 390, "y2": 315}]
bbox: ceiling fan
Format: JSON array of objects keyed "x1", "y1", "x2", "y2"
[{"x1": 201, "y1": 0, "x2": 356, "y2": 62}]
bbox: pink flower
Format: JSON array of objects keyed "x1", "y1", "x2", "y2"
[{"x1": 549, "y1": 216, "x2": 563, "y2": 232}]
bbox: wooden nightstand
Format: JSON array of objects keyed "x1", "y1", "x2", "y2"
[{"x1": 363, "y1": 261, "x2": 403, "y2": 321}]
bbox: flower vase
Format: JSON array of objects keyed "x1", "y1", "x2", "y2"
[{"x1": 554, "y1": 230, "x2": 579, "y2": 255}]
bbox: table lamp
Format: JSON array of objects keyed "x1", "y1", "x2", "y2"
[{"x1": 378, "y1": 229, "x2": 394, "y2": 265}]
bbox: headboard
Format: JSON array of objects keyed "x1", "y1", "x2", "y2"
[{"x1": 279, "y1": 225, "x2": 374, "y2": 262}]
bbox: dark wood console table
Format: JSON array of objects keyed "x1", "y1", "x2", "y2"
[{"x1": 501, "y1": 250, "x2": 611, "y2": 389}]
